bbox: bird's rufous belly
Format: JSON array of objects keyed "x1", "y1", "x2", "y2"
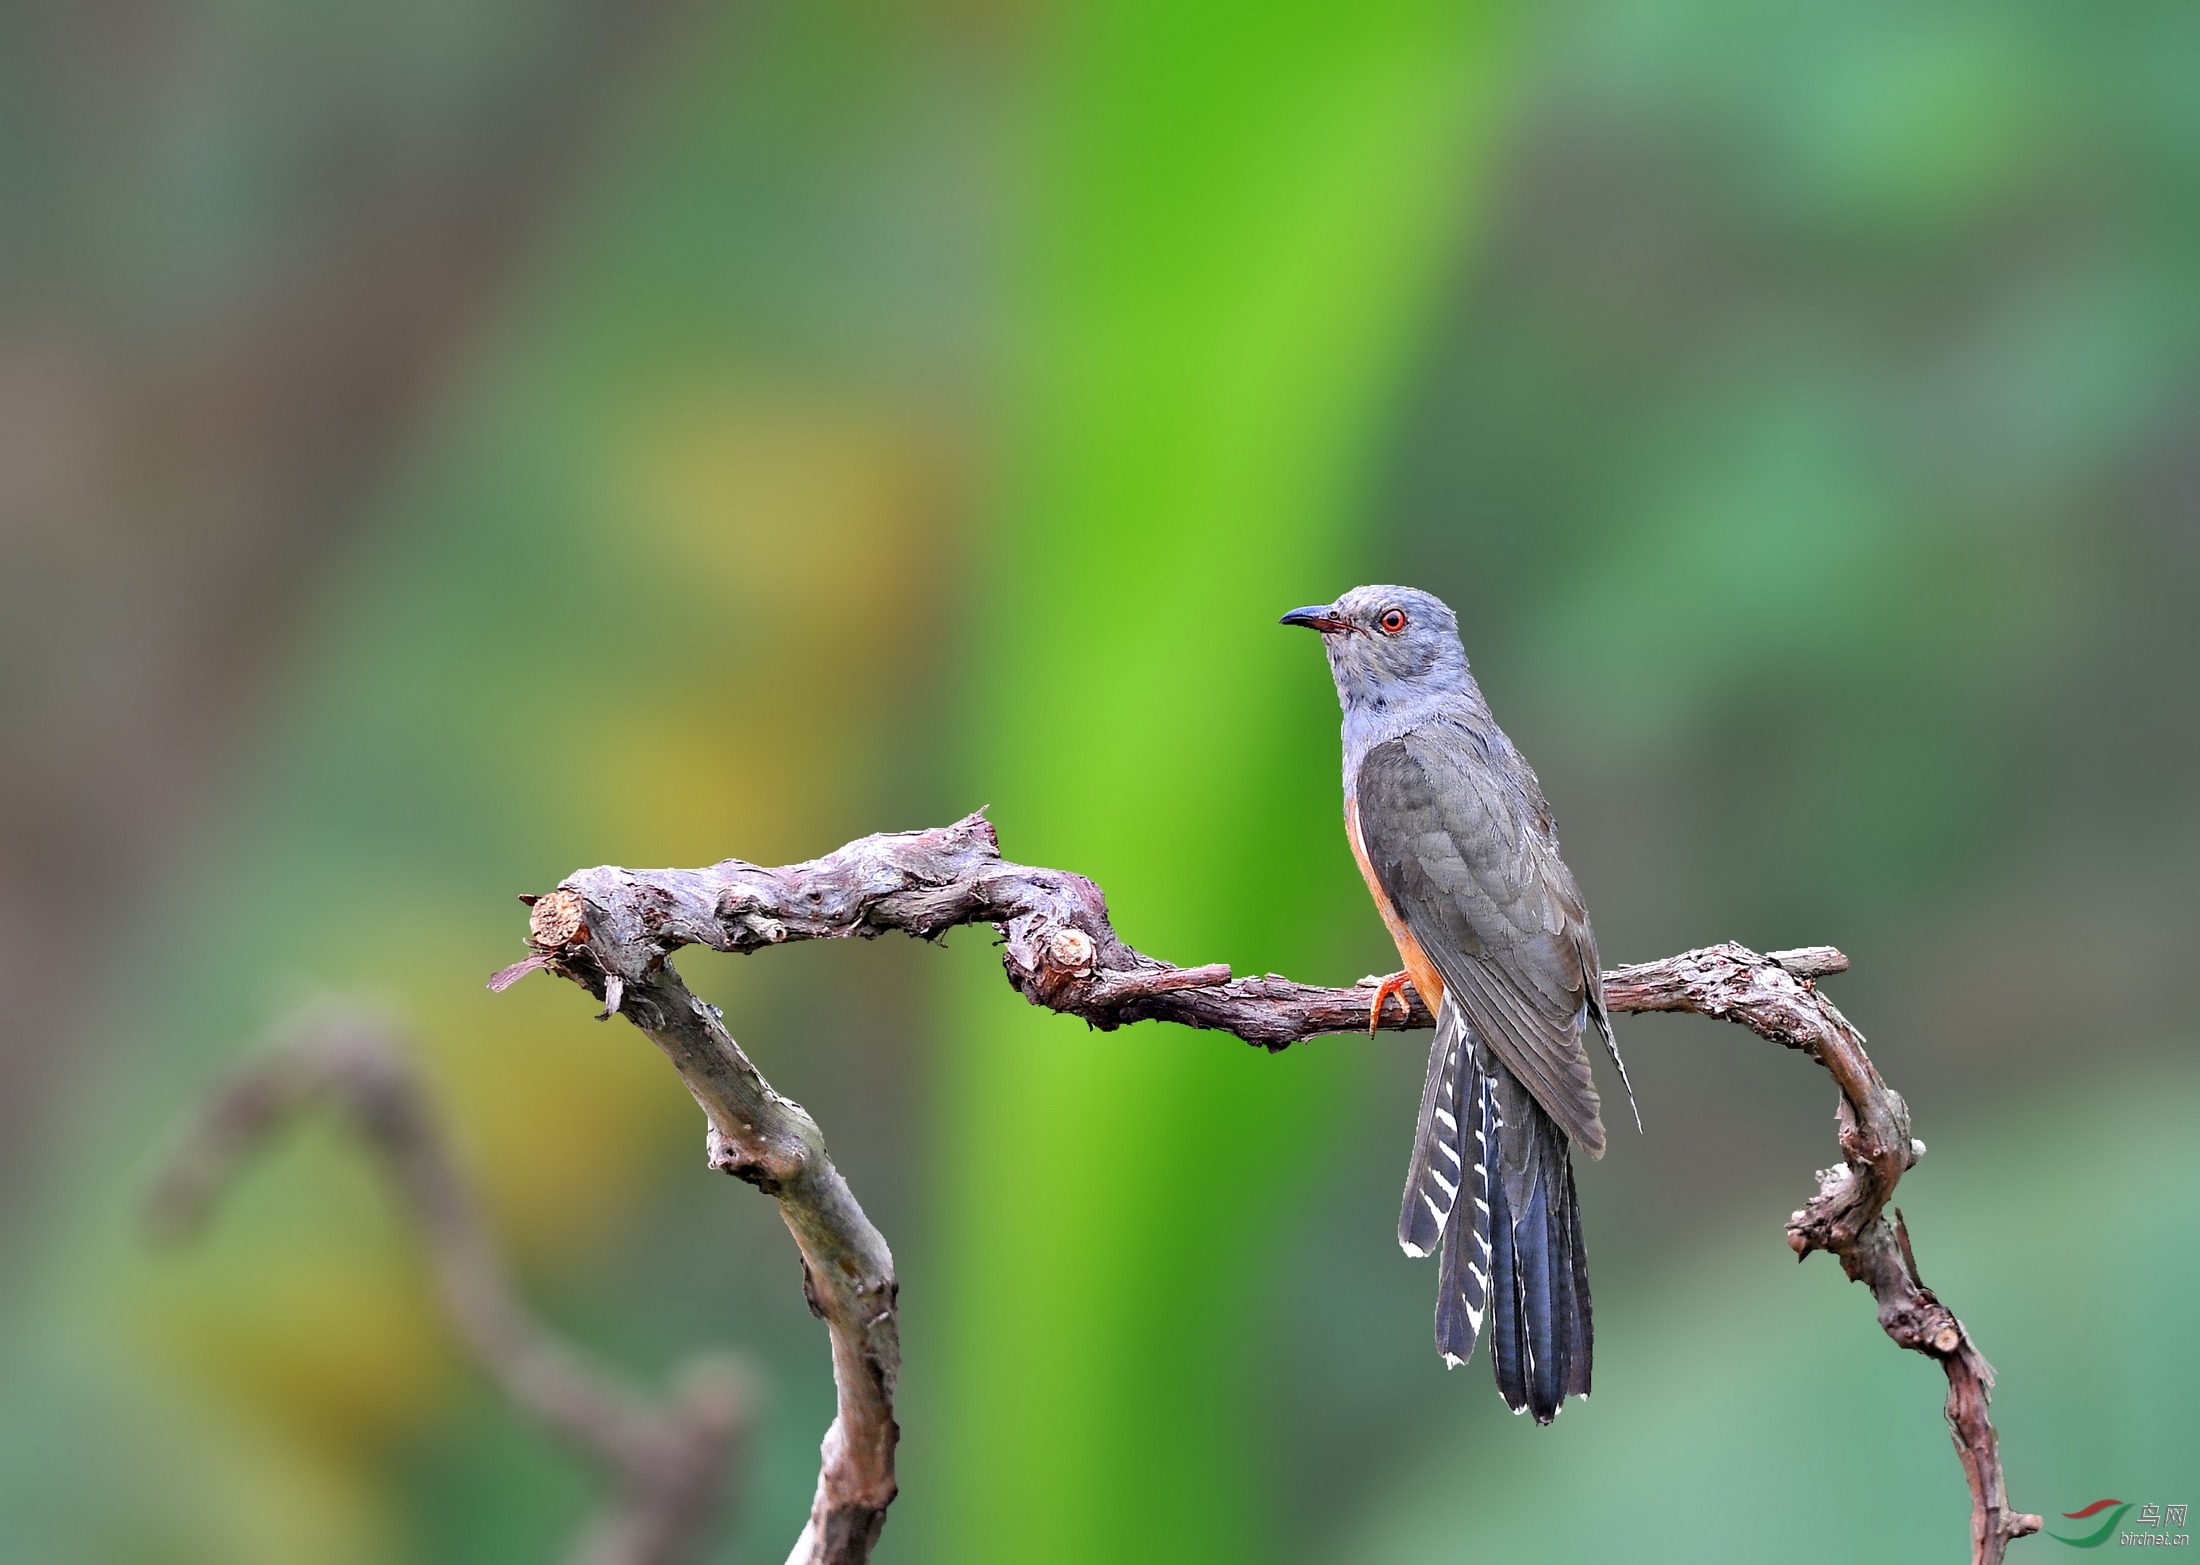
[{"x1": 1345, "y1": 793, "x2": 1445, "y2": 1013}]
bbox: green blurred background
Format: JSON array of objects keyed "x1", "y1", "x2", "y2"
[{"x1": 2, "y1": 0, "x2": 2195, "y2": 1559}]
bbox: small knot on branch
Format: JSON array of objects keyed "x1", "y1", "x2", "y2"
[
  {"x1": 705, "y1": 1122, "x2": 787, "y2": 1196},
  {"x1": 1001, "y1": 911, "x2": 1234, "y2": 1023},
  {"x1": 530, "y1": 888, "x2": 590, "y2": 950},
  {"x1": 1045, "y1": 927, "x2": 1095, "y2": 976}
]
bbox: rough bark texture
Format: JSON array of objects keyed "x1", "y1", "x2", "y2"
[
  {"x1": 149, "y1": 1009, "x2": 749, "y2": 1565},
  {"x1": 1603, "y1": 946, "x2": 2042, "y2": 1562},
  {"x1": 496, "y1": 809, "x2": 2037, "y2": 1565}
]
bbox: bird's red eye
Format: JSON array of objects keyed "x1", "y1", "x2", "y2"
[{"x1": 1378, "y1": 608, "x2": 1407, "y2": 634}]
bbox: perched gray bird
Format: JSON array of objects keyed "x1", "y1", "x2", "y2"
[{"x1": 1282, "y1": 584, "x2": 1634, "y2": 1423}]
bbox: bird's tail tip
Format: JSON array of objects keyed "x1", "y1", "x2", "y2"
[{"x1": 1488, "y1": 1093, "x2": 1593, "y2": 1425}]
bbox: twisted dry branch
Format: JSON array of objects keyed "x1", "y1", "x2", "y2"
[
  {"x1": 148, "y1": 1008, "x2": 750, "y2": 1565},
  {"x1": 493, "y1": 809, "x2": 2036, "y2": 1565}
]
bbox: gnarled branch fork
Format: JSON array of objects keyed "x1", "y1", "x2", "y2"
[
  {"x1": 496, "y1": 809, "x2": 2036, "y2": 1565},
  {"x1": 149, "y1": 1009, "x2": 750, "y2": 1565}
]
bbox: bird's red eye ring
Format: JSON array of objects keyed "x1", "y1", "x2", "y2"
[{"x1": 1378, "y1": 608, "x2": 1407, "y2": 634}]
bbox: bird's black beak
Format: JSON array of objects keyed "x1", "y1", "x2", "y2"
[{"x1": 1280, "y1": 604, "x2": 1354, "y2": 635}]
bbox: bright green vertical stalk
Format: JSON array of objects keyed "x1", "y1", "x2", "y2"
[{"x1": 927, "y1": 2, "x2": 1514, "y2": 1559}]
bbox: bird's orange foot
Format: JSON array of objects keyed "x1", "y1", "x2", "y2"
[{"x1": 1368, "y1": 970, "x2": 1415, "y2": 1034}]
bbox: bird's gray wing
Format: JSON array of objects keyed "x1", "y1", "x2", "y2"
[{"x1": 1355, "y1": 727, "x2": 1608, "y2": 1156}]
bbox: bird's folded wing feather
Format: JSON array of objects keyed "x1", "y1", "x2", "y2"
[{"x1": 1354, "y1": 728, "x2": 1607, "y2": 1156}]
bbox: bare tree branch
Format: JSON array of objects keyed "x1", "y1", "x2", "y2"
[
  {"x1": 148, "y1": 1008, "x2": 750, "y2": 1565},
  {"x1": 1601, "y1": 946, "x2": 2041, "y2": 1562},
  {"x1": 498, "y1": 808, "x2": 2037, "y2": 1565}
]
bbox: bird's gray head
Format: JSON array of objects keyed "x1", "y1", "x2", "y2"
[{"x1": 1280, "y1": 584, "x2": 1470, "y2": 714}]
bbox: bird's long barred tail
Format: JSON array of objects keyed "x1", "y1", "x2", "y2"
[
  {"x1": 1484, "y1": 1061, "x2": 1593, "y2": 1424},
  {"x1": 1401, "y1": 995, "x2": 1495, "y2": 1368},
  {"x1": 1398, "y1": 995, "x2": 1474, "y2": 1260},
  {"x1": 1433, "y1": 1064, "x2": 1494, "y2": 1365},
  {"x1": 1399, "y1": 1000, "x2": 1593, "y2": 1421}
]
